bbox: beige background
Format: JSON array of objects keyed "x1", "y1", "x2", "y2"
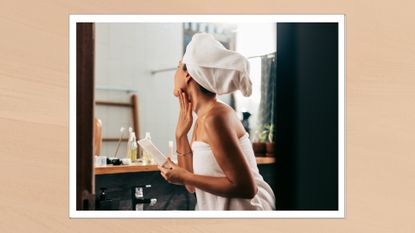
[{"x1": 0, "y1": 0, "x2": 414, "y2": 232}]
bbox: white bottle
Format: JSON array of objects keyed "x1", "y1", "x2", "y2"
[
  {"x1": 127, "y1": 132, "x2": 138, "y2": 162},
  {"x1": 142, "y1": 132, "x2": 153, "y2": 164},
  {"x1": 168, "y1": 141, "x2": 174, "y2": 160}
]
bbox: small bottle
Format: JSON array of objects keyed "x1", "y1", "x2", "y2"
[
  {"x1": 168, "y1": 141, "x2": 174, "y2": 160},
  {"x1": 127, "y1": 131, "x2": 138, "y2": 162},
  {"x1": 142, "y1": 132, "x2": 152, "y2": 164}
]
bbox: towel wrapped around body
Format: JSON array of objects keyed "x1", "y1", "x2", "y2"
[{"x1": 191, "y1": 133, "x2": 276, "y2": 210}]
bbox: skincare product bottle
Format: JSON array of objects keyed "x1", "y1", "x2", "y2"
[
  {"x1": 168, "y1": 141, "x2": 174, "y2": 159},
  {"x1": 127, "y1": 131, "x2": 138, "y2": 162},
  {"x1": 142, "y1": 132, "x2": 152, "y2": 164}
]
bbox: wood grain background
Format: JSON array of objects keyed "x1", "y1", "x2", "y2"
[{"x1": 1, "y1": 1, "x2": 414, "y2": 232}]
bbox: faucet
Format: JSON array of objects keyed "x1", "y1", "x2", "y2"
[
  {"x1": 131, "y1": 185, "x2": 157, "y2": 210},
  {"x1": 95, "y1": 187, "x2": 113, "y2": 210}
]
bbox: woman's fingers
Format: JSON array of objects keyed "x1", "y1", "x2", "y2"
[
  {"x1": 177, "y1": 90, "x2": 192, "y2": 124},
  {"x1": 159, "y1": 167, "x2": 174, "y2": 183},
  {"x1": 187, "y1": 100, "x2": 192, "y2": 117},
  {"x1": 183, "y1": 92, "x2": 192, "y2": 114},
  {"x1": 160, "y1": 172, "x2": 168, "y2": 181},
  {"x1": 178, "y1": 89, "x2": 184, "y2": 110},
  {"x1": 182, "y1": 92, "x2": 188, "y2": 113},
  {"x1": 158, "y1": 166, "x2": 169, "y2": 180},
  {"x1": 167, "y1": 157, "x2": 176, "y2": 167},
  {"x1": 159, "y1": 165, "x2": 168, "y2": 173}
]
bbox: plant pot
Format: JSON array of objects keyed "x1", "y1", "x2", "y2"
[
  {"x1": 265, "y1": 143, "x2": 275, "y2": 157},
  {"x1": 252, "y1": 142, "x2": 266, "y2": 157}
]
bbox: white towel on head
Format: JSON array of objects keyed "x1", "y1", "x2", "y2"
[{"x1": 182, "y1": 32, "x2": 253, "y2": 97}]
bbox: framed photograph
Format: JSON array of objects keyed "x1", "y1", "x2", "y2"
[{"x1": 69, "y1": 14, "x2": 345, "y2": 218}]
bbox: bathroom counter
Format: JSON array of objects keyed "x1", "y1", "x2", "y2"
[
  {"x1": 95, "y1": 157, "x2": 275, "y2": 175},
  {"x1": 95, "y1": 163, "x2": 159, "y2": 175},
  {"x1": 255, "y1": 156, "x2": 275, "y2": 165}
]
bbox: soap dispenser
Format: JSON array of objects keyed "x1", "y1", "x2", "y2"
[{"x1": 96, "y1": 187, "x2": 112, "y2": 210}]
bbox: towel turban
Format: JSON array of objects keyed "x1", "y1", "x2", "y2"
[{"x1": 182, "y1": 32, "x2": 252, "y2": 97}]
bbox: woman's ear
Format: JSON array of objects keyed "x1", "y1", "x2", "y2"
[{"x1": 185, "y1": 73, "x2": 192, "y2": 85}]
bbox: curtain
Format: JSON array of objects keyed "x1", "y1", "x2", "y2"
[{"x1": 255, "y1": 53, "x2": 277, "y2": 142}]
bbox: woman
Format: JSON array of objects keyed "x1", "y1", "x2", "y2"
[{"x1": 158, "y1": 33, "x2": 276, "y2": 210}]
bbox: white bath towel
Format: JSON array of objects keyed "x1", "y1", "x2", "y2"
[
  {"x1": 191, "y1": 133, "x2": 276, "y2": 210},
  {"x1": 182, "y1": 32, "x2": 253, "y2": 97}
]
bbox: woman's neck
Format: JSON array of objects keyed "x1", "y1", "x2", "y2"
[{"x1": 188, "y1": 87, "x2": 217, "y2": 118}]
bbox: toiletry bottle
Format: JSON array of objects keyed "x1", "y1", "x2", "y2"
[
  {"x1": 131, "y1": 132, "x2": 138, "y2": 162},
  {"x1": 142, "y1": 132, "x2": 153, "y2": 164},
  {"x1": 127, "y1": 131, "x2": 138, "y2": 162},
  {"x1": 96, "y1": 187, "x2": 112, "y2": 210},
  {"x1": 168, "y1": 141, "x2": 174, "y2": 160}
]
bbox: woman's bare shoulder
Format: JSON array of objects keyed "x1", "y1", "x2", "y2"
[
  {"x1": 202, "y1": 102, "x2": 245, "y2": 135},
  {"x1": 204, "y1": 102, "x2": 234, "y2": 121}
]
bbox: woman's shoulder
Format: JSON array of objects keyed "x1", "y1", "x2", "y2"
[
  {"x1": 202, "y1": 102, "x2": 244, "y2": 133},
  {"x1": 204, "y1": 102, "x2": 234, "y2": 121}
]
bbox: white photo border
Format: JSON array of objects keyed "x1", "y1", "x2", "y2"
[{"x1": 69, "y1": 14, "x2": 345, "y2": 218}]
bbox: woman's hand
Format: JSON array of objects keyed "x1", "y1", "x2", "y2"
[
  {"x1": 175, "y1": 89, "x2": 193, "y2": 139},
  {"x1": 158, "y1": 158, "x2": 190, "y2": 185}
]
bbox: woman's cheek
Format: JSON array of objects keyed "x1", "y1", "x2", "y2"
[
  {"x1": 173, "y1": 78, "x2": 180, "y2": 96},
  {"x1": 173, "y1": 86, "x2": 182, "y2": 97},
  {"x1": 173, "y1": 72, "x2": 186, "y2": 96}
]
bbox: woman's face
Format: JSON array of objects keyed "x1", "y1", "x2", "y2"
[{"x1": 173, "y1": 60, "x2": 187, "y2": 97}]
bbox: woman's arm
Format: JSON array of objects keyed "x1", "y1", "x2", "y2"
[
  {"x1": 174, "y1": 89, "x2": 195, "y2": 193},
  {"x1": 176, "y1": 136, "x2": 195, "y2": 193},
  {"x1": 182, "y1": 171, "x2": 256, "y2": 199},
  {"x1": 160, "y1": 112, "x2": 258, "y2": 199}
]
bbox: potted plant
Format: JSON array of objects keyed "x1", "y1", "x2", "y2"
[
  {"x1": 252, "y1": 126, "x2": 267, "y2": 157},
  {"x1": 264, "y1": 123, "x2": 275, "y2": 157}
]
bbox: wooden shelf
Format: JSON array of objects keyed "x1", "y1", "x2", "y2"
[
  {"x1": 95, "y1": 163, "x2": 159, "y2": 175},
  {"x1": 95, "y1": 157, "x2": 275, "y2": 175},
  {"x1": 255, "y1": 156, "x2": 276, "y2": 165}
]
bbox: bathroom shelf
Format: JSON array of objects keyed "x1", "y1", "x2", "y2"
[
  {"x1": 95, "y1": 157, "x2": 275, "y2": 175},
  {"x1": 95, "y1": 163, "x2": 159, "y2": 175},
  {"x1": 255, "y1": 157, "x2": 276, "y2": 165}
]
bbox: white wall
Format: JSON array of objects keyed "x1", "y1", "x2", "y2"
[
  {"x1": 95, "y1": 23, "x2": 183, "y2": 158},
  {"x1": 234, "y1": 23, "x2": 276, "y2": 140}
]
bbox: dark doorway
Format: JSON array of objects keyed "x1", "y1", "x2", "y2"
[{"x1": 274, "y1": 23, "x2": 339, "y2": 210}]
